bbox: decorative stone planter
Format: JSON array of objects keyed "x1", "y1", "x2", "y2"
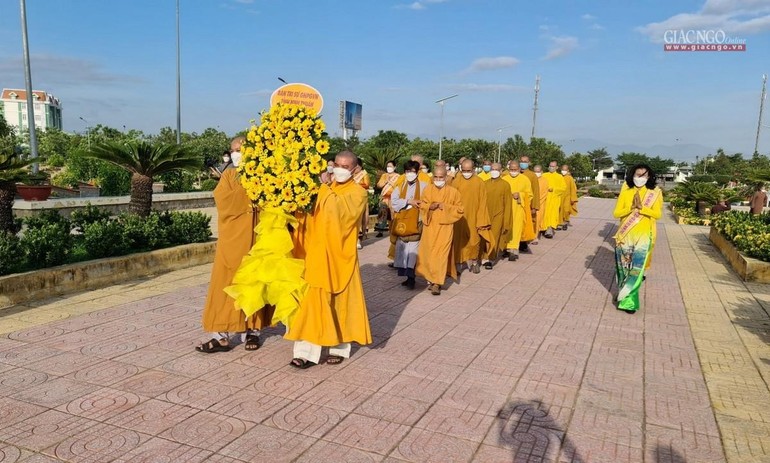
[
  {"x1": 16, "y1": 185, "x2": 52, "y2": 201},
  {"x1": 709, "y1": 227, "x2": 770, "y2": 283}
]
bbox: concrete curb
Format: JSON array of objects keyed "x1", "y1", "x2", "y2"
[
  {"x1": 0, "y1": 241, "x2": 216, "y2": 309},
  {"x1": 709, "y1": 227, "x2": 770, "y2": 282}
]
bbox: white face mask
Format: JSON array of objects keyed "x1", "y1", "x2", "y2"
[
  {"x1": 386, "y1": 166, "x2": 395, "y2": 174},
  {"x1": 633, "y1": 176, "x2": 648, "y2": 187},
  {"x1": 561, "y1": 170, "x2": 568, "y2": 176},
  {"x1": 490, "y1": 170, "x2": 501, "y2": 179},
  {"x1": 326, "y1": 165, "x2": 334, "y2": 173},
  {"x1": 223, "y1": 156, "x2": 231, "y2": 163},
  {"x1": 405, "y1": 172, "x2": 418, "y2": 183},
  {"x1": 333, "y1": 167, "x2": 352, "y2": 183},
  {"x1": 231, "y1": 151, "x2": 242, "y2": 167},
  {"x1": 421, "y1": 167, "x2": 429, "y2": 173},
  {"x1": 535, "y1": 172, "x2": 542, "y2": 178},
  {"x1": 434, "y1": 180, "x2": 446, "y2": 188},
  {"x1": 462, "y1": 172, "x2": 473, "y2": 179},
  {"x1": 510, "y1": 171, "x2": 520, "y2": 177},
  {"x1": 548, "y1": 166, "x2": 557, "y2": 172}
]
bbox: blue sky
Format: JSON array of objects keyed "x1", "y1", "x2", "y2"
[{"x1": 0, "y1": 0, "x2": 768, "y2": 160}]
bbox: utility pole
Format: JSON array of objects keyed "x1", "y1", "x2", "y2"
[
  {"x1": 435, "y1": 94, "x2": 458, "y2": 160},
  {"x1": 531, "y1": 75, "x2": 540, "y2": 139},
  {"x1": 755, "y1": 74, "x2": 767, "y2": 156}
]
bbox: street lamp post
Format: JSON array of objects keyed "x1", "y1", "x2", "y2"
[
  {"x1": 19, "y1": 0, "x2": 38, "y2": 173},
  {"x1": 175, "y1": 0, "x2": 181, "y2": 145},
  {"x1": 496, "y1": 124, "x2": 515, "y2": 163},
  {"x1": 79, "y1": 116, "x2": 90, "y2": 149},
  {"x1": 435, "y1": 94, "x2": 458, "y2": 160}
]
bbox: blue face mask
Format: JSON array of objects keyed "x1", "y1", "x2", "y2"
[
  {"x1": 483, "y1": 165, "x2": 491, "y2": 172},
  {"x1": 520, "y1": 162, "x2": 529, "y2": 170}
]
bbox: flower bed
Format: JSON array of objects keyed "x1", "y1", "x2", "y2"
[
  {"x1": 670, "y1": 204, "x2": 710, "y2": 226},
  {"x1": 709, "y1": 211, "x2": 770, "y2": 282},
  {"x1": 711, "y1": 211, "x2": 770, "y2": 262}
]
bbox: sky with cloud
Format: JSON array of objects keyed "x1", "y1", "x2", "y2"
[{"x1": 0, "y1": 0, "x2": 768, "y2": 159}]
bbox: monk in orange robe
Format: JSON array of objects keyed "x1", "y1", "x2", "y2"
[
  {"x1": 416, "y1": 166, "x2": 464, "y2": 295},
  {"x1": 451, "y1": 159, "x2": 493, "y2": 274},
  {"x1": 198, "y1": 137, "x2": 273, "y2": 353},
  {"x1": 482, "y1": 162, "x2": 512, "y2": 268},
  {"x1": 286, "y1": 150, "x2": 371, "y2": 368}
]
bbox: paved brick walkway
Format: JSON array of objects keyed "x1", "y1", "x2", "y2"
[{"x1": 0, "y1": 197, "x2": 768, "y2": 462}]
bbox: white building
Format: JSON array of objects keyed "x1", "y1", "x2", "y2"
[
  {"x1": 0, "y1": 88, "x2": 62, "y2": 132},
  {"x1": 595, "y1": 165, "x2": 694, "y2": 184}
]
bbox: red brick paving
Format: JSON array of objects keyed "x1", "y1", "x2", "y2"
[{"x1": 0, "y1": 198, "x2": 734, "y2": 462}]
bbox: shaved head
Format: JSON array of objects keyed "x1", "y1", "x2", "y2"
[
  {"x1": 520, "y1": 155, "x2": 531, "y2": 163},
  {"x1": 508, "y1": 160, "x2": 520, "y2": 170},
  {"x1": 433, "y1": 166, "x2": 447, "y2": 179},
  {"x1": 435, "y1": 159, "x2": 447, "y2": 168},
  {"x1": 410, "y1": 154, "x2": 424, "y2": 165},
  {"x1": 461, "y1": 159, "x2": 474, "y2": 171},
  {"x1": 335, "y1": 150, "x2": 357, "y2": 170},
  {"x1": 230, "y1": 136, "x2": 246, "y2": 152},
  {"x1": 491, "y1": 162, "x2": 502, "y2": 171},
  {"x1": 533, "y1": 164, "x2": 543, "y2": 173},
  {"x1": 561, "y1": 164, "x2": 570, "y2": 172}
]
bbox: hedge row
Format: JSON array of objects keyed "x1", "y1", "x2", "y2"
[{"x1": 0, "y1": 205, "x2": 211, "y2": 276}]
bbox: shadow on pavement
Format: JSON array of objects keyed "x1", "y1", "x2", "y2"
[
  {"x1": 654, "y1": 445, "x2": 686, "y2": 463},
  {"x1": 584, "y1": 222, "x2": 617, "y2": 293},
  {"x1": 494, "y1": 400, "x2": 583, "y2": 463}
]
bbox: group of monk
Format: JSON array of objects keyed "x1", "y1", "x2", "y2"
[{"x1": 380, "y1": 154, "x2": 579, "y2": 296}]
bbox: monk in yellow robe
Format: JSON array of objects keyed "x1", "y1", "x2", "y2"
[
  {"x1": 478, "y1": 159, "x2": 493, "y2": 181},
  {"x1": 286, "y1": 150, "x2": 371, "y2": 368},
  {"x1": 532, "y1": 165, "x2": 549, "y2": 243},
  {"x1": 502, "y1": 161, "x2": 534, "y2": 261},
  {"x1": 451, "y1": 159, "x2": 493, "y2": 274},
  {"x1": 416, "y1": 166, "x2": 464, "y2": 296},
  {"x1": 541, "y1": 161, "x2": 566, "y2": 239},
  {"x1": 519, "y1": 155, "x2": 540, "y2": 253},
  {"x1": 198, "y1": 137, "x2": 272, "y2": 353},
  {"x1": 559, "y1": 164, "x2": 579, "y2": 229},
  {"x1": 482, "y1": 162, "x2": 512, "y2": 268},
  {"x1": 435, "y1": 159, "x2": 452, "y2": 186},
  {"x1": 353, "y1": 158, "x2": 371, "y2": 248}
]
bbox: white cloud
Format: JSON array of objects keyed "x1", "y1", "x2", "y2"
[
  {"x1": 638, "y1": 0, "x2": 770, "y2": 42},
  {"x1": 465, "y1": 56, "x2": 520, "y2": 73},
  {"x1": 590, "y1": 23, "x2": 605, "y2": 30},
  {"x1": 396, "y1": 0, "x2": 448, "y2": 10},
  {"x1": 542, "y1": 36, "x2": 579, "y2": 60},
  {"x1": 448, "y1": 83, "x2": 527, "y2": 92},
  {"x1": 582, "y1": 14, "x2": 596, "y2": 20}
]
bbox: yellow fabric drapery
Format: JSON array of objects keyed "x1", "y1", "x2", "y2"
[{"x1": 224, "y1": 208, "x2": 308, "y2": 329}]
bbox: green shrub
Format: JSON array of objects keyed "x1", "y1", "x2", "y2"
[
  {"x1": 200, "y1": 178, "x2": 219, "y2": 191},
  {"x1": 0, "y1": 231, "x2": 24, "y2": 276},
  {"x1": 157, "y1": 170, "x2": 196, "y2": 193},
  {"x1": 163, "y1": 211, "x2": 212, "y2": 245},
  {"x1": 82, "y1": 219, "x2": 129, "y2": 259},
  {"x1": 23, "y1": 210, "x2": 71, "y2": 230},
  {"x1": 119, "y1": 212, "x2": 168, "y2": 251},
  {"x1": 70, "y1": 204, "x2": 111, "y2": 232},
  {"x1": 712, "y1": 211, "x2": 770, "y2": 261},
  {"x1": 20, "y1": 223, "x2": 73, "y2": 268}
]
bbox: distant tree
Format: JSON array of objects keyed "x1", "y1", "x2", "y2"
[
  {"x1": 528, "y1": 137, "x2": 565, "y2": 167},
  {"x1": 587, "y1": 147, "x2": 613, "y2": 171},
  {"x1": 565, "y1": 153, "x2": 593, "y2": 180},
  {"x1": 501, "y1": 134, "x2": 530, "y2": 163},
  {"x1": 406, "y1": 138, "x2": 440, "y2": 163}
]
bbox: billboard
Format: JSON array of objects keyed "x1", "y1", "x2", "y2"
[{"x1": 340, "y1": 100, "x2": 362, "y2": 131}]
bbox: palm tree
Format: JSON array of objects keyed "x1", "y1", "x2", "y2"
[
  {"x1": 86, "y1": 141, "x2": 201, "y2": 217},
  {"x1": 0, "y1": 151, "x2": 35, "y2": 233}
]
